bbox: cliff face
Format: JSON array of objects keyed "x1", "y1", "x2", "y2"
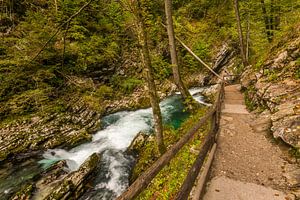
[{"x1": 241, "y1": 27, "x2": 300, "y2": 149}]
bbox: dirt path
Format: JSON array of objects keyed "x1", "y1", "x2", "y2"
[{"x1": 202, "y1": 85, "x2": 298, "y2": 200}]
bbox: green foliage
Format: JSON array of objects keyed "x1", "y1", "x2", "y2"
[
  {"x1": 133, "y1": 108, "x2": 208, "y2": 199},
  {"x1": 120, "y1": 78, "x2": 143, "y2": 94},
  {"x1": 1, "y1": 0, "x2": 300, "y2": 132},
  {"x1": 182, "y1": 39, "x2": 209, "y2": 72},
  {"x1": 111, "y1": 76, "x2": 143, "y2": 94},
  {"x1": 152, "y1": 55, "x2": 172, "y2": 80},
  {"x1": 94, "y1": 85, "x2": 114, "y2": 99},
  {"x1": 255, "y1": 57, "x2": 265, "y2": 70},
  {"x1": 295, "y1": 58, "x2": 300, "y2": 79},
  {"x1": 295, "y1": 68, "x2": 300, "y2": 80},
  {"x1": 244, "y1": 86, "x2": 257, "y2": 111},
  {"x1": 264, "y1": 69, "x2": 279, "y2": 82},
  {"x1": 289, "y1": 147, "x2": 300, "y2": 159},
  {"x1": 0, "y1": 46, "x2": 6, "y2": 56}
]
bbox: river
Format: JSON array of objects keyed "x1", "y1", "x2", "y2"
[{"x1": 0, "y1": 87, "x2": 209, "y2": 200}]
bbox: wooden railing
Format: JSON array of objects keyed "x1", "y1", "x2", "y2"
[{"x1": 117, "y1": 82, "x2": 225, "y2": 200}]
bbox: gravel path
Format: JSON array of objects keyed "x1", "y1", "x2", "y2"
[{"x1": 202, "y1": 85, "x2": 298, "y2": 200}]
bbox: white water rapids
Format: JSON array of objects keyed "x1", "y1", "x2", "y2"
[{"x1": 39, "y1": 88, "x2": 209, "y2": 199}]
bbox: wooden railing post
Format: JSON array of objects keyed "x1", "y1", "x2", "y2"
[
  {"x1": 174, "y1": 82, "x2": 225, "y2": 199},
  {"x1": 211, "y1": 111, "x2": 217, "y2": 142},
  {"x1": 174, "y1": 131, "x2": 214, "y2": 200}
]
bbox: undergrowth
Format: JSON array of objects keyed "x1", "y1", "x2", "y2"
[{"x1": 131, "y1": 107, "x2": 209, "y2": 199}]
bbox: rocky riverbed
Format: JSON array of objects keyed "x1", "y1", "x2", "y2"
[{"x1": 0, "y1": 81, "x2": 217, "y2": 200}]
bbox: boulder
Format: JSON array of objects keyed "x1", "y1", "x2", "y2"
[
  {"x1": 43, "y1": 153, "x2": 100, "y2": 200},
  {"x1": 126, "y1": 132, "x2": 149, "y2": 155},
  {"x1": 241, "y1": 66, "x2": 257, "y2": 88},
  {"x1": 272, "y1": 116, "x2": 300, "y2": 148}
]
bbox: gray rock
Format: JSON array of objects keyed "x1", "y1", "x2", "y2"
[
  {"x1": 126, "y1": 132, "x2": 149, "y2": 155},
  {"x1": 43, "y1": 153, "x2": 100, "y2": 200},
  {"x1": 242, "y1": 34, "x2": 300, "y2": 148}
]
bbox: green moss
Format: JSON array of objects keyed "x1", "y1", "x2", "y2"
[
  {"x1": 11, "y1": 183, "x2": 34, "y2": 200},
  {"x1": 244, "y1": 86, "x2": 257, "y2": 112},
  {"x1": 82, "y1": 94, "x2": 105, "y2": 113},
  {"x1": 120, "y1": 78, "x2": 143, "y2": 94},
  {"x1": 289, "y1": 147, "x2": 300, "y2": 159},
  {"x1": 94, "y1": 85, "x2": 114, "y2": 99},
  {"x1": 295, "y1": 66, "x2": 300, "y2": 80},
  {"x1": 68, "y1": 129, "x2": 92, "y2": 146}
]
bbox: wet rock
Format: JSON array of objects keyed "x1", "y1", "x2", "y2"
[
  {"x1": 31, "y1": 160, "x2": 70, "y2": 199},
  {"x1": 126, "y1": 132, "x2": 149, "y2": 155},
  {"x1": 200, "y1": 84, "x2": 220, "y2": 97},
  {"x1": 10, "y1": 183, "x2": 34, "y2": 200},
  {"x1": 43, "y1": 153, "x2": 100, "y2": 200},
  {"x1": 213, "y1": 43, "x2": 233, "y2": 72}
]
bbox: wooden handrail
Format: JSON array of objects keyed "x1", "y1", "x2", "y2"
[
  {"x1": 175, "y1": 83, "x2": 224, "y2": 199},
  {"x1": 174, "y1": 130, "x2": 214, "y2": 200},
  {"x1": 117, "y1": 82, "x2": 225, "y2": 200}
]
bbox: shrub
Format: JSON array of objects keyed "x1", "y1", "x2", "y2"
[
  {"x1": 94, "y1": 85, "x2": 113, "y2": 99},
  {"x1": 120, "y1": 78, "x2": 143, "y2": 94}
]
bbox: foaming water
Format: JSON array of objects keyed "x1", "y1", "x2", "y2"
[{"x1": 39, "y1": 88, "x2": 208, "y2": 199}]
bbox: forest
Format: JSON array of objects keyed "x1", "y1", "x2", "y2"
[{"x1": 0, "y1": 0, "x2": 299, "y2": 199}]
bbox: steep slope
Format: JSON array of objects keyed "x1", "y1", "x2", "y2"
[{"x1": 241, "y1": 24, "x2": 300, "y2": 150}]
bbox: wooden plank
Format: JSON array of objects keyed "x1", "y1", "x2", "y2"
[
  {"x1": 191, "y1": 143, "x2": 217, "y2": 200},
  {"x1": 174, "y1": 129, "x2": 215, "y2": 200},
  {"x1": 174, "y1": 83, "x2": 224, "y2": 200}
]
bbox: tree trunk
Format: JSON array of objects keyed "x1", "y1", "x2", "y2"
[
  {"x1": 246, "y1": 12, "x2": 250, "y2": 63},
  {"x1": 164, "y1": 0, "x2": 192, "y2": 101},
  {"x1": 260, "y1": 0, "x2": 273, "y2": 42},
  {"x1": 274, "y1": 1, "x2": 281, "y2": 30},
  {"x1": 270, "y1": 0, "x2": 275, "y2": 37},
  {"x1": 136, "y1": 0, "x2": 165, "y2": 154},
  {"x1": 62, "y1": 22, "x2": 70, "y2": 68},
  {"x1": 233, "y1": 0, "x2": 248, "y2": 67}
]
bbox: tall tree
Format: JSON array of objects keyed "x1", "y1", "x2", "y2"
[
  {"x1": 130, "y1": 0, "x2": 166, "y2": 154},
  {"x1": 260, "y1": 0, "x2": 281, "y2": 42},
  {"x1": 233, "y1": 0, "x2": 248, "y2": 67},
  {"x1": 246, "y1": 12, "x2": 250, "y2": 62},
  {"x1": 261, "y1": 0, "x2": 273, "y2": 42},
  {"x1": 164, "y1": 0, "x2": 192, "y2": 101}
]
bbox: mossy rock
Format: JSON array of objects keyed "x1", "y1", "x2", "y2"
[
  {"x1": 67, "y1": 129, "x2": 93, "y2": 147},
  {"x1": 10, "y1": 183, "x2": 34, "y2": 200},
  {"x1": 44, "y1": 153, "x2": 100, "y2": 200}
]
